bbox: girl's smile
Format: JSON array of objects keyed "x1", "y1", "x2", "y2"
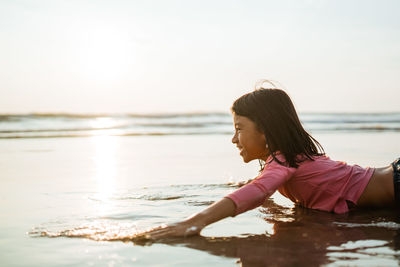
[{"x1": 232, "y1": 113, "x2": 269, "y2": 163}]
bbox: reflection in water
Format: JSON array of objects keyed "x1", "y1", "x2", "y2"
[
  {"x1": 33, "y1": 204, "x2": 400, "y2": 266},
  {"x1": 30, "y1": 182, "x2": 400, "y2": 266},
  {"x1": 91, "y1": 136, "x2": 118, "y2": 214},
  {"x1": 89, "y1": 117, "x2": 124, "y2": 136},
  {"x1": 89, "y1": 117, "x2": 116, "y2": 129},
  {"x1": 155, "y1": 207, "x2": 400, "y2": 266}
]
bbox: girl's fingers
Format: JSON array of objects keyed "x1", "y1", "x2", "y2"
[
  {"x1": 148, "y1": 232, "x2": 173, "y2": 239},
  {"x1": 143, "y1": 232, "x2": 173, "y2": 240},
  {"x1": 135, "y1": 226, "x2": 176, "y2": 239},
  {"x1": 136, "y1": 225, "x2": 169, "y2": 235},
  {"x1": 147, "y1": 229, "x2": 173, "y2": 238},
  {"x1": 135, "y1": 223, "x2": 196, "y2": 240}
]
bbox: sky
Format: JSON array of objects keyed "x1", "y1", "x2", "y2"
[{"x1": 1, "y1": 0, "x2": 399, "y2": 114}]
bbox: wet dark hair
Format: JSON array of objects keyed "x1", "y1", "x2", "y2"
[{"x1": 231, "y1": 85, "x2": 324, "y2": 168}]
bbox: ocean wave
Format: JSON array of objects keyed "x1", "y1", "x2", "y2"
[
  {"x1": 0, "y1": 127, "x2": 399, "y2": 139},
  {"x1": 0, "y1": 126, "x2": 123, "y2": 133},
  {"x1": 169, "y1": 183, "x2": 241, "y2": 189},
  {"x1": 134, "y1": 121, "x2": 231, "y2": 128},
  {"x1": 2, "y1": 112, "x2": 400, "y2": 139},
  {"x1": 0, "y1": 112, "x2": 228, "y2": 119},
  {"x1": 185, "y1": 200, "x2": 215, "y2": 206},
  {"x1": 113, "y1": 194, "x2": 198, "y2": 201},
  {"x1": 304, "y1": 119, "x2": 400, "y2": 124},
  {"x1": 312, "y1": 126, "x2": 400, "y2": 132},
  {"x1": 87, "y1": 183, "x2": 234, "y2": 203},
  {"x1": 0, "y1": 131, "x2": 233, "y2": 139}
]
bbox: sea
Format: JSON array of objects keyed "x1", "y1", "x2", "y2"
[
  {"x1": 1, "y1": 112, "x2": 400, "y2": 266},
  {"x1": 1, "y1": 112, "x2": 400, "y2": 139}
]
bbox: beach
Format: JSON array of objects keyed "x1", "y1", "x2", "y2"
[
  {"x1": 2, "y1": 0, "x2": 400, "y2": 265},
  {"x1": 1, "y1": 113, "x2": 400, "y2": 266}
]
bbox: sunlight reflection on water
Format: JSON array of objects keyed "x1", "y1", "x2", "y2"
[{"x1": 91, "y1": 136, "x2": 118, "y2": 213}]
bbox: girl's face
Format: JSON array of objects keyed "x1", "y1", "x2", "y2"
[{"x1": 232, "y1": 113, "x2": 269, "y2": 163}]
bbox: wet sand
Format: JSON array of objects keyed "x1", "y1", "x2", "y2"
[{"x1": 0, "y1": 132, "x2": 399, "y2": 266}]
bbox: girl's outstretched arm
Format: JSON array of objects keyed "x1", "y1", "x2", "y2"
[{"x1": 136, "y1": 197, "x2": 236, "y2": 240}]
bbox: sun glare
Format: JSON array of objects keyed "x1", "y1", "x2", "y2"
[
  {"x1": 90, "y1": 117, "x2": 116, "y2": 129},
  {"x1": 91, "y1": 136, "x2": 119, "y2": 206},
  {"x1": 89, "y1": 117, "x2": 123, "y2": 136},
  {"x1": 76, "y1": 23, "x2": 135, "y2": 83}
]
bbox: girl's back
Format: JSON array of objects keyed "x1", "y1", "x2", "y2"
[
  {"x1": 277, "y1": 154, "x2": 373, "y2": 213},
  {"x1": 227, "y1": 154, "x2": 374, "y2": 214}
]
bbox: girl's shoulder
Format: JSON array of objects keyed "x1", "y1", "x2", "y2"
[{"x1": 266, "y1": 152, "x2": 330, "y2": 169}]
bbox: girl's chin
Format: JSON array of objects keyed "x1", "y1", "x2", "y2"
[
  {"x1": 241, "y1": 155, "x2": 250, "y2": 163},
  {"x1": 241, "y1": 155, "x2": 258, "y2": 163},
  {"x1": 239, "y1": 151, "x2": 253, "y2": 163}
]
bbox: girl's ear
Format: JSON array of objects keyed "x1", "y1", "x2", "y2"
[{"x1": 261, "y1": 133, "x2": 267, "y2": 147}]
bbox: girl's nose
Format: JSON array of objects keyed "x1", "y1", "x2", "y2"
[{"x1": 232, "y1": 133, "x2": 238, "y2": 144}]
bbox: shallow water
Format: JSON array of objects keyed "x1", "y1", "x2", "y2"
[{"x1": 0, "y1": 132, "x2": 399, "y2": 266}]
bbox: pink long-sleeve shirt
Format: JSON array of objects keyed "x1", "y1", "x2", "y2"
[{"x1": 226, "y1": 153, "x2": 374, "y2": 215}]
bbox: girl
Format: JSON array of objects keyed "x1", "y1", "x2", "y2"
[{"x1": 138, "y1": 83, "x2": 398, "y2": 240}]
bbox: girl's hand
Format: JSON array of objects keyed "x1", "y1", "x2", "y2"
[
  {"x1": 135, "y1": 221, "x2": 202, "y2": 240},
  {"x1": 134, "y1": 197, "x2": 235, "y2": 241}
]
